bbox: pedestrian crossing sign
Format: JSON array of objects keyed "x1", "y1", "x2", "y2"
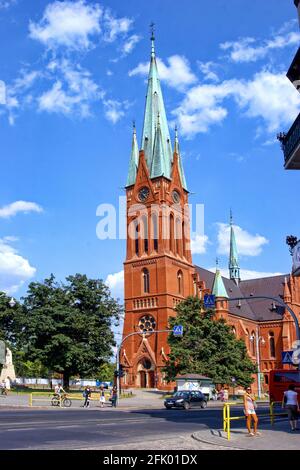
[{"x1": 281, "y1": 350, "x2": 294, "y2": 364}]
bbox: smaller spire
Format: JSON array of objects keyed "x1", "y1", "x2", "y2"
[
  {"x1": 212, "y1": 265, "x2": 228, "y2": 298},
  {"x1": 126, "y1": 122, "x2": 139, "y2": 187},
  {"x1": 229, "y1": 210, "x2": 240, "y2": 285},
  {"x1": 172, "y1": 125, "x2": 188, "y2": 190}
]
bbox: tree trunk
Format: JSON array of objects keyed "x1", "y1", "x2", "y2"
[{"x1": 63, "y1": 371, "x2": 70, "y2": 390}]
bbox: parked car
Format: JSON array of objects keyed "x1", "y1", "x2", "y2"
[{"x1": 164, "y1": 391, "x2": 207, "y2": 410}]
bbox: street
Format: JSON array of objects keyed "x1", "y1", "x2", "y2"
[{"x1": 0, "y1": 406, "x2": 223, "y2": 450}]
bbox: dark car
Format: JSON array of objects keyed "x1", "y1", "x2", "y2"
[{"x1": 164, "y1": 391, "x2": 207, "y2": 410}]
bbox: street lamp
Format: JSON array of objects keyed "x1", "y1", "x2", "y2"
[{"x1": 250, "y1": 328, "x2": 265, "y2": 399}]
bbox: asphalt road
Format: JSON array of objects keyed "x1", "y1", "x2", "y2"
[{"x1": 0, "y1": 406, "x2": 224, "y2": 450}]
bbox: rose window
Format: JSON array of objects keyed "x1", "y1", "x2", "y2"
[{"x1": 139, "y1": 315, "x2": 156, "y2": 333}]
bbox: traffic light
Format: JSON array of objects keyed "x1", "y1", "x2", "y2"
[{"x1": 119, "y1": 365, "x2": 124, "y2": 378}]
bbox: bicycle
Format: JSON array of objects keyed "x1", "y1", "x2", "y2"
[
  {"x1": 51, "y1": 393, "x2": 72, "y2": 407},
  {"x1": 0, "y1": 388, "x2": 7, "y2": 397}
]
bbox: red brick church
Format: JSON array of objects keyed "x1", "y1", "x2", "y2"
[{"x1": 120, "y1": 34, "x2": 300, "y2": 392}]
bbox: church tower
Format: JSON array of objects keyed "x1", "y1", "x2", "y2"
[{"x1": 121, "y1": 32, "x2": 195, "y2": 389}]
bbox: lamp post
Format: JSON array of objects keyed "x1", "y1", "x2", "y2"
[{"x1": 250, "y1": 328, "x2": 265, "y2": 399}]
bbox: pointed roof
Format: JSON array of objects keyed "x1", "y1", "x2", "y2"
[
  {"x1": 151, "y1": 115, "x2": 169, "y2": 178},
  {"x1": 126, "y1": 123, "x2": 139, "y2": 187},
  {"x1": 141, "y1": 33, "x2": 172, "y2": 179},
  {"x1": 174, "y1": 126, "x2": 187, "y2": 190},
  {"x1": 212, "y1": 267, "x2": 228, "y2": 298}
]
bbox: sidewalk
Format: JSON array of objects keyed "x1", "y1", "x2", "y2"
[{"x1": 192, "y1": 419, "x2": 300, "y2": 450}]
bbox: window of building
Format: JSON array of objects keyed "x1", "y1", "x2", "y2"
[
  {"x1": 269, "y1": 331, "x2": 276, "y2": 358},
  {"x1": 264, "y1": 374, "x2": 269, "y2": 385},
  {"x1": 177, "y1": 270, "x2": 183, "y2": 295},
  {"x1": 232, "y1": 326, "x2": 236, "y2": 336},
  {"x1": 134, "y1": 220, "x2": 139, "y2": 256},
  {"x1": 142, "y1": 216, "x2": 148, "y2": 254},
  {"x1": 152, "y1": 213, "x2": 158, "y2": 251},
  {"x1": 170, "y1": 214, "x2": 174, "y2": 252},
  {"x1": 142, "y1": 268, "x2": 150, "y2": 294}
]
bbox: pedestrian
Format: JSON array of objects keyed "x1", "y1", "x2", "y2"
[
  {"x1": 223, "y1": 387, "x2": 229, "y2": 402},
  {"x1": 83, "y1": 386, "x2": 91, "y2": 408},
  {"x1": 0, "y1": 380, "x2": 7, "y2": 396},
  {"x1": 243, "y1": 386, "x2": 260, "y2": 437},
  {"x1": 99, "y1": 385, "x2": 106, "y2": 408},
  {"x1": 282, "y1": 384, "x2": 300, "y2": 432},
  {"x1": 111, "y1": 385, "x2": 117, "y2": 408}
]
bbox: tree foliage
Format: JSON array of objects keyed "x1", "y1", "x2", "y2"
[
  {"x1": 15, "y1": 274, "x2": 122, "y2": 388},
  {"x1": 164, "y1": 297, "x2": 256, "y2": 387}
]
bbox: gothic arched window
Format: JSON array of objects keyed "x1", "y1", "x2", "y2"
[
  {"x1": 169, "y1": 213, "x2": 174, "y2": 252},
  {"x1": 269, "y1": 331, "x2": 276, "y2": 358},
  {"x1": 142, "y1": 268, "x2": 150, "y2": 294},
  {"x1": 152, "y1": 213, "x2": 158, "y2": 251},
  {"x1": 177, "y1": 270, "x2": 183, "y2": 295},
  {"x1": 142, "y1": 216, "x2": 148, "y2": 254}
]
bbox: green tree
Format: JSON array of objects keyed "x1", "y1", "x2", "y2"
[
  {"x1": 0, "y1": 292, "x2": 22, "y2": 345},
  {"x1": 164, "y1": 297, "x2": 256, "y2": 388},
  {"x1": 18, "y1": 274, "x2": 122, "y2": 388},
  {"x1": 98, "y1": 362, "x2": 115, "y2": 382}
]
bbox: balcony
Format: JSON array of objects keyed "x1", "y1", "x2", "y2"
[{"x1": 278, "y1": 112, "x2": 300, "y2": 169}]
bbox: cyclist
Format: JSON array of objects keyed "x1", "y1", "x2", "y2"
[{"x1": 54, "y1": 383, "x2": 65, "y2": 398}]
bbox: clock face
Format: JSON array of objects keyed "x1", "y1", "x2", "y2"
[
  {"x1": 172, "y1": 190, "x2": 180, "y2": 203},
  {"x1": 138, "y1": 186, "x2": 150, "y2": 202}
]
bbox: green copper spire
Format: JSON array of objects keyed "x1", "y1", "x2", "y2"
[
  {"x1": 126, "y1": 122, "x2": 139, "y2": 187},
  {"x1": 141, "y1": 29, "x2": 172, "y2": 179},
  {"x1": 151, "y1": 114, "x2": 169, "y2": 178},
  {"x1": 174, "y1": 126, "x2": 188, "y2": 190},
  {"x1": 212, "y1": 263, "x2": 228, "y2": 298},
  {"x1": 229, "y1": 210, "x2": 240, "y2": 285}
]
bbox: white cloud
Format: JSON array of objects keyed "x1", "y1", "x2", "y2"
[
  {"x1": 103, "y1": 98, "x2": 130, "y2": 124},
  {"x1": 191, "y1": 234, "x2": 209, "y2": 254},
  {"x1": 0, "y1": 238, "x2": 36, "y2": 294},
  {"x1": 38, "y1": 60, "x2": 101, "y2": 117},
  {"x1": 103, "y1": 10, "x2": 132, "y2": 43},
  {"x1": 217, "y1": 223, "x2": 268, "y2": 257},
  {"x1": 105, "y1": 270, "x2": 124, "y2": 300},
  {"x1": 221, "y1": 29, "x2": 300, "y2": 63},
  {"x1": 0, "y1": 201, "x2": 43, "y2": 218},
  {"x1": 174, "y1": 70, "x2": 300, "y2": 137},
  {"x1": 207, "y1": 266, "x2": 282, "y2": 281},
  {"x1": 197, "y1": 61, "x2": 219, "y2": 82},
  {"x1": 122, "y1": 34, "x2": 141, "y2": 55},
  {"x1": 29, "y1": 0, "x2": 102, "y2": 50},
  {"x1": 129, "y1": 55, "x2": 197, "y2": 91}
]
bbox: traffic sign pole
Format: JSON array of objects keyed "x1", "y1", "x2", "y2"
[{"x1": 116, "y1": 327, "x2": 183, "y2": 405}]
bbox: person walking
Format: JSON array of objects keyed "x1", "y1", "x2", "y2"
[
  {"x1": 83, "y1": 386, "x2": 91, "y2": 408},
  {"x1": 282, "y1": 384, "x2": 300, "y2": 432},
  {"x1": 99, "y1": 385, "x2": 106, "y2": 408},
  {"x1": 111, "y1": 385, "x2": 117, "y2": 408},
  {"x1": 243, "y1": 386, "x2": 260, "y2": 437}
]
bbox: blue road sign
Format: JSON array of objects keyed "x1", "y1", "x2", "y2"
[
  {"x1": 173, "y1": 325, "x2": 183, "y2": 336},
  {"x1": 204, "y1": 294, "x2": 215, "y2": 309},
  {"x1": 282, "y1": 351, "x2": 294, "y2": 365}
]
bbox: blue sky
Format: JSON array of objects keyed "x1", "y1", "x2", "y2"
[{"x1": 0, "y1": 0, "x2": 300, "y2": 301}]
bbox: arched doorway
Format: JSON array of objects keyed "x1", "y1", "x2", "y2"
[{"x1": 136, "y1": 357, "x2": 155, "y2": 388}]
